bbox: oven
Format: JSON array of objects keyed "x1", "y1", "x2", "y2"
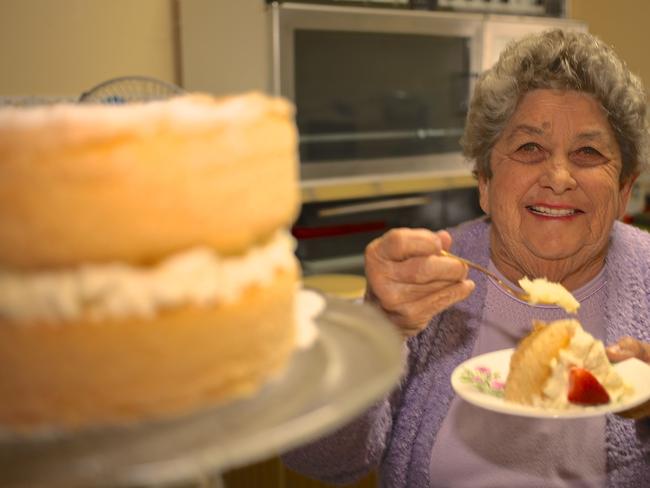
[{"x1": 268, "y1": 1, "x2": 586, "y2": 274}]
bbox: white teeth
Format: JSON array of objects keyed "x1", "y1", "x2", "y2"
[{"x1": 529, "y1": 206, "x2": 577, "y2": 216}]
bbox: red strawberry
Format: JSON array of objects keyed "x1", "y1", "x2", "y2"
[{"x1": 567, "y1": 367, "x2": 610, "y2": 405}]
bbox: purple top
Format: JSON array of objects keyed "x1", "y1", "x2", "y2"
[
  {"x1": 429, "y1": 263, "x2": 608, "y2": 487},
  {"x1": 282, "y1": 218, "x2": 650, "y2": 487}
]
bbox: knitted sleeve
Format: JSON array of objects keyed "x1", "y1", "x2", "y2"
[{"x1": 281, "y1": 344, "x2": 410, "y2": 485}]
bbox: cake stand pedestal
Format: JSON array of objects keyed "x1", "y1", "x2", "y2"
[{"x1": 0, "y1": 295, "x2": 403, "y2": 488}]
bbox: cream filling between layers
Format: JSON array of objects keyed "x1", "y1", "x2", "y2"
[
  {"x1": 536, "y1": 325, "x2": 629, "y2": 408},
  {"x1": 0, "y1": 231, "x2": 297, "y2": 324}
]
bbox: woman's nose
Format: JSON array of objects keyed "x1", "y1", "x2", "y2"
[{"x1": 539, "y1": 155, "x2": 577, "y2": 193}]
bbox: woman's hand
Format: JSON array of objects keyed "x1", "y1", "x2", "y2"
[
  {"x1": 364, "y1": 227, "x2": 475, "y2": 338},
  {"x1": 606, "y1": 336, "x2": 650, "y2": 363},
  {"x1": 607, "y1": 337, "x2": 650, "y2": 419}
]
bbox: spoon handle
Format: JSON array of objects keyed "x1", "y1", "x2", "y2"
[{"x1": 439, "y1": 250, "x2": 531, "y2": 302}]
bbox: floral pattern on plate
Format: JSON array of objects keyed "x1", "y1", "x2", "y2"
[{"x1": 459, "y1": 366, "x2": 505, "y2": 398}]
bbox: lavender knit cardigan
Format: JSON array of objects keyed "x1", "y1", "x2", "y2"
[{"x1": 283, "y1": 217, "x2": 650, "y2": 487}]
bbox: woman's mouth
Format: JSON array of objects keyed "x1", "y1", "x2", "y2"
[{"x1": 526, "y1": 205, "x2": 583, "y2": 217}]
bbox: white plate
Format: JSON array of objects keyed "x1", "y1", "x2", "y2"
[{"x1": 451, "y1": 348, "x2": 650, "y2": 419}]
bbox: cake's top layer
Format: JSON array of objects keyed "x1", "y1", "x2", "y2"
[
  {"x1": 0, "y1": 93, "x2": 293, "y2": 149},
  {"x1": 0, "y1": 92, "x2": 300, "y2": 269}
]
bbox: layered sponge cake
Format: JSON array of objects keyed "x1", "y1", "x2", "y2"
[{"x1": 0, "y1": 93, "x2": 301, "y2": 431}]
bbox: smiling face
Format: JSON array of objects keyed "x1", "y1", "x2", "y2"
[{"x1": 479, "y1": 89, "x2": 636, "y2": 289}]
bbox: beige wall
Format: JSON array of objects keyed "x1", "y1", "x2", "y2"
[
  {"x1": 569, "y1": 0, "x2": 650, "y2": 94},
  {"x1": 0, "y1": 0, "x2": 178, "y2": 97},
  {"x1": 569, "y1": 0, "x2": 650, "y2": 191},
  {"x1": 2, "y1": 0, "x2": 650, "y2": 100},
  {"x1": 178, "y1": 0, "x2": 269, "y2": 96}
]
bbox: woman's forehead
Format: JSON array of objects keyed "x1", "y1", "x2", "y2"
[{"x1": 504, "y1": 89, "x2": 615, "y2": 139}]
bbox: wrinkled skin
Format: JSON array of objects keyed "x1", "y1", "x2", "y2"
[
  {"x1": 607, "y1": 336, "x2": 650, "y2": 363},
  {"x1": 363, "y1": 89, "x2": 648, "y2": 417},
  {"x1": 364, "y1": 228, "x2": 474, "y2": 338},
  {"x1": 607, "y1": 338, "x2": 650, "y2": 418},
  {"x1": 479, "y1": 90, "x2": 633, "y2": 289}
]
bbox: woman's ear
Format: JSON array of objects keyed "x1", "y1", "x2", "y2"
[
  {"x1": 618, "y1": 172, "x2": 640, "y2": 220},
  {"x1": 478, "y1": 175, "x2": 490, "y2": 215}
]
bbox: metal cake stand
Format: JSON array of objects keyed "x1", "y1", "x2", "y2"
[{"x1": 0, "y1": 295, "x2": 403, "y2": 487}]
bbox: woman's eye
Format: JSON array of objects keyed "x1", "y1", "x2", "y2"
[
  {"x1": 512, "y1": 142, "x2": 546, "y2": 163},
  {"x1": 572, "y1": 146, "x2": 607, "y2": 165}
]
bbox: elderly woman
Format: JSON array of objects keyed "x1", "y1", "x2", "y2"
[{"x1": 284, "y1": 29, "x2": 650, "y2": 486}]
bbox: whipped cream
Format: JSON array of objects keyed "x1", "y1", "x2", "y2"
[
  {"x1": 294, "y1": 288, "x2": 325, "y2": 349},
  {"x1": 0, "y1": 231, "x2": 297, "y2": 324},
  {"x1": 536, "y1": 324, "x2": 629, "y2": 408}
]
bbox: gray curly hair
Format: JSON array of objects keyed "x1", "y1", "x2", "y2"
[{"x1": 461, "y1": 28, "x2": 649, "y2": 182}]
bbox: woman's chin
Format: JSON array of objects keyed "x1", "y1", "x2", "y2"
[{"x1": 523, "y1": 240, "x2": 583, "y2": 263}]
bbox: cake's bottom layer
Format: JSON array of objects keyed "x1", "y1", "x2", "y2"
[{"x1": 0, "y1": 268, "x2": 297, "y2": 431}]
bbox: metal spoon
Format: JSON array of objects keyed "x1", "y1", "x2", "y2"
[{"x1": 439, "y1": 250, "x2": 533, "y2": 302}]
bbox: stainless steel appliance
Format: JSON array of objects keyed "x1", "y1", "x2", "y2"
[
  {"x1": 271, "y1": 1, "x2": 482, "y2": 202},
  {"x1": 292, "y1": 188, "x2": 483, "y2": 274},
  {"x1": 269, "y1": 2, "x2": 585, "y2": 274},
  {"x1": 269, "y1": 2, "x2": 585, "y2": 201}
]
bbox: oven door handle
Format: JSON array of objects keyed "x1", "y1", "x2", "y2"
[{"x1": 318, "y1": 196, "x2": 432, "y2": 217}]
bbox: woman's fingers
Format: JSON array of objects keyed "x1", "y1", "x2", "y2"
[
  {"x1": 382, "y1": 280, "x2": 476, "y2": 338},
  {"x1": 606, "y1": 336, "x2": 650, "y2": 363},
  {"x1": 374, "y1": 276, "x2": 473, "y2": 312},
  {"x1": 364, "y1": 227, "x2": 475, "y2": 337},
  {"x1": 383, "y1": 253, "x2": 469, "y2": 285},
  {"x1": 608, "y1": 336, "x2": 650, "y2": 419},
  {"x1": 372, "y1": 228, "x2": 450, "y2": 262},
  {"x1": 366, "y1": 230, "x2": 468, "y2": 286}
]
